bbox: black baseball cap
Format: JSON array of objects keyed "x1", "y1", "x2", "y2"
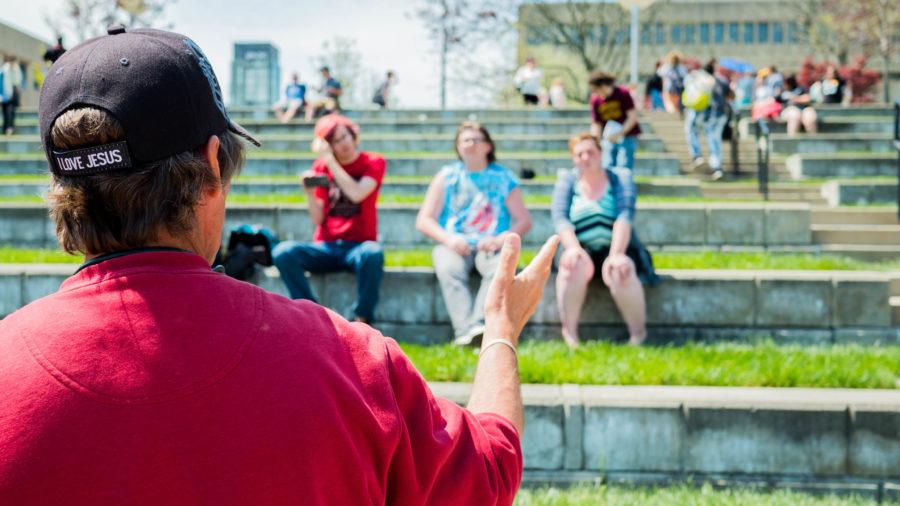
[{"x1": 40, "y1": 26, "x2": 260, "y2": 177}]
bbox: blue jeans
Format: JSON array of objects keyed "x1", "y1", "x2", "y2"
[
  {"x1": 649, "y1": 89, "x2": 664, "y2": 111},
  {"x1": 272, "y1": 240, "x2": 384, "y2": 321},
  {"x1": 685, "y1": 109, "x2": 728, "y2": 171},
  {"x1": 601, "y1": 135, "x2": 638, "y2": 170}
]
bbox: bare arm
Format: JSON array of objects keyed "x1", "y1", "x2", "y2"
[
  {"x1": 327, "y1": 159, "x2": 378, "y2": 203},
  {"x1": 608, "y1": 219, "x2": 632, "y2": 256},
  {"x1": 467, "y1": 234, "x2": 560, "y2": 434},
  {"x1": 312, "y1": 139, "x2": 378, "y2": 203},
  {"x1": 620, "y1": 108, "x2": 639, "y2": 136},
  {"x1": 504, "y1": 187, "x2": 532, "y2": 238},
  {"x1": 415, "y1": 175, "x2": 453, "y2": 245},
  {"x1": 559, "y1": 227, "x2": 581, "y2": 251}
]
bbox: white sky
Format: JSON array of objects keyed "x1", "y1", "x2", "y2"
[{"x1": 0, "y1": 0, "x2": 457, "y2": 107}]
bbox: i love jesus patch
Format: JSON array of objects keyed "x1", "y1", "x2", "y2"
[{"x1": 51, "y1": 141, "x2": 132, "y2": 175}]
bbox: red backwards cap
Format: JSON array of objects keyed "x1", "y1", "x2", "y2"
[{"x1": 313, "y1": 114, "x2": 360, "y2": 140}]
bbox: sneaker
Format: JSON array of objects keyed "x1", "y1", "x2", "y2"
[
  {"x1": 453, "y1": 324, "x2": 485, "y2": 347},
  {"x1": 710, "y1": 169, "x2": 724, "y2": 181},
  {"x1": 690, "y1": 157, "x2": 709, "y2": 173}
]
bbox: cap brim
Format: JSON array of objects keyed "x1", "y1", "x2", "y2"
[{"x1": 228, "y1": 119, "x2": 261, "y2": 147}]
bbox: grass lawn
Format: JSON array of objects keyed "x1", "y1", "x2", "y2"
[
  {"x1": 221, "y1": 193, "x2": 767, "y2": 205},
  {"x1": 514, "y1": 483, "x2": 891, "y2": 505},
  {"x1": 400, "y1": 340, "x2": 900, "y2": 389},
  {"x1": 3, "y1": 247, "x2": 900, "y2": 272}
]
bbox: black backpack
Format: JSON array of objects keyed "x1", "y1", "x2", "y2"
[{"x1": 222, "y1": 225, "x2": 279, "y2": 281}]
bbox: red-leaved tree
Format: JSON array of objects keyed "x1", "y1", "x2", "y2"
[{"x1": 795, "y1": 56, "x2": 881, "y2": 103}]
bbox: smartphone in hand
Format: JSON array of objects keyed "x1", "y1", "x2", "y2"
[{"x1": 302, "y1": 175, "x2": 330, "y2": 188}]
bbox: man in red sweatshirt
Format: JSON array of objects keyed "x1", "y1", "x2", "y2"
[{"x1": 0, "y1": 27, "x2": 559, "y2": 505}]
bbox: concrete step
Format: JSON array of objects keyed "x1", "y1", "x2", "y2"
[
  {"x1": 891, "y1": 296, "x2": 900, "y2": 326},
  {"x1": 0, "y1": 154, "x2": 684, "y2": 178},
  {"x1": 0, "y1": 179, "x2": 705, "y2": 199},
  {"x1": 2, "y1": 264, "x2": 894, "y2": 335},
  {"x1": 818, "y1": 244, "x2": 900, "y2": 262},
  {"x1": 0, "y1": 134, "x2": 667, "y2": 154},
  {"x1": 0, "y1": 202, "x2": 813, "y2": 249},
  {"x1": 812, "y1": 224, "x2": 900, "y2": 245},
  {"x1": 812, "y1": 208, "x2": 900, "y2": 225},
  {"x1": 786, "y1": 153, "x2": 899, "y2": 179}
]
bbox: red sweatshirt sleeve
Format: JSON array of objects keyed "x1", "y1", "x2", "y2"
[{"x1": 382, "y1": 338, "x2": 523, "y2": 505}]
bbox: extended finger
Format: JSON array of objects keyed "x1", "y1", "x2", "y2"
[
  {"x1": 492, "y1": 233, "x2": 522, "y2": 286},
  {"x1": 521, "y1": 235, "x2": 560, "y2": 279}
]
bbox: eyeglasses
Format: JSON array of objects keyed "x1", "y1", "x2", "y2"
[
  {"x1": 458, "y1": 137, "x2": 487, "y2": 146},
  {"x1": 331, "y1": 131, "x2": 353, "y2": 144}
]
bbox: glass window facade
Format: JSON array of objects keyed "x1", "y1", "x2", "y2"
[
  {"x1": 773, "y1": 22, "x2": 784, "y2": 44},
  {"x1": 758, "y1": 22, "x2": 769, "y2": 43},
  {"x1": 700, "y1": 23, "x2": 710, "y2": 43},
  {"x1": 714, "y1": 22, "x2": 724, "y2": 43}
]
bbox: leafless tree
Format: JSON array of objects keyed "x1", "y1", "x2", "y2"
[
  {"x1": 44, "y1": 0, "x2": 175, "y2": 44},
  {"x1": 413, "y1": 0, "x2": 503, "y2": 108},
  {"x1": 314, "y1": 36, "x2": 372, "y2": 108}
]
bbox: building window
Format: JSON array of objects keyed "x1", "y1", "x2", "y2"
[
  {"x1": 684, "y1": 24, "x2": 695, "y2": 44},
  {"x1": 772, "y1": 22, "x2": 784, "y2": 44},
  {"x1": 714, "y1": 22, "x2": 724, "y2": 43},
  {"x1": 744, "y1": 22, "x2": 754, "y2": 44},
  {"x1": 526, "y1": 26, "x2": 547, "y2": 45},
  {"x1": 758, "y1": 22, "x2": 769, "y2": 43},
  {"x1": 787, "y1": 22, "x2": 799, "y2": 43},
  {"x1": 671, "y1": 24, "x2": 682, "y2": 43},
  {"x1": 641, "y1": 23, "x2": 651, "y2": 44},
  {"x1": 729, "y1": 22, "x2": 739, "y2": 43},
  {"x1": 597, "y1": 25, "x2": 609, "y2": 45},
  {"x1": 656, "y1": 22, "x2": 665, "y2": 44},
  {"x1": 700, "y1": 23, "x2": 710, "y2": 43}
]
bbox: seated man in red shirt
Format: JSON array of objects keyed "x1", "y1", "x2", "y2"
[
  {"x1": 272, "y1": 114, "x2": 385, "y2": 323},
  {"x1": 0, "y1": 27, "x2": 560, "y2": 505}
]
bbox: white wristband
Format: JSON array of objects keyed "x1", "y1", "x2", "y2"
[{"x1": 480, "y1": 338, "x2": 518, "y2": 358}]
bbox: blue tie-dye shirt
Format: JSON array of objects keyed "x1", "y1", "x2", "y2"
[{"x1": 438, "y1": 161, "x2": 520, "y2": 245}]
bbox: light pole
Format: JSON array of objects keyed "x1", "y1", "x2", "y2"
[{"x1": 618, "y1": 0, "x2": 656, "y2": 86}]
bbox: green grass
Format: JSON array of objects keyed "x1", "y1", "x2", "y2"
[
  {"x1": 651, "y1": 250, "x2": 900, "y2": 272},
  {"x1": 0, "y1": 195, "x2": 44, "y2": 203},
  {"x1": 3, "y1": 247, "x2": 899, "y2": 272},
  {"x1": 514, "y1": 483, "x2": 891, "y2": 505},
  {"x1": 221, "y1": 193, "x2": 771, "y2": 206},
  {"x1": 400, "y1": 340, "x2": 900, "y2": 389},
  {"x1": 246, "y1": 150, "x2": 574, "y2": 158},
  {"x1": 0, "y1": 246, "x2": 82, "y2": 263}
]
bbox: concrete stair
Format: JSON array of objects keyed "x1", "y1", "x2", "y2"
[
  {"x1": 642, "y1": 111, "x2": 789, "y2": 180},
  {"x1": 700, "y1": 183, "x2": 827, "y2": 204},
  {"x1": 811, "y1": 207, "x2": 900, "y2": 261},
  {"x1": 891, "y1": 276, "x2": 900, "y2": 326}
]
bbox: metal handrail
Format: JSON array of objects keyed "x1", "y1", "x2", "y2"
[
  {"x1": 755, "y1": 119, "x2": 770, "y2": 201},
  {"x1": 894, "y1": 99, "x2": 899, "y2": 221},
  {"x1": 730, "y1": 108, "x2": 740, "y2": 176}
]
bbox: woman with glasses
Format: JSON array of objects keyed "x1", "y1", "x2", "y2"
[{"x1": 416, "y1": 121, "x2": 532, "y2": 345}]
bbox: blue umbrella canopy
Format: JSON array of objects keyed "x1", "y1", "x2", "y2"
[{"x1": 719, "y1": 58, "x2": 756, "y2": 73}]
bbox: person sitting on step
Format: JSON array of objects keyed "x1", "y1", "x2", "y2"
[
  {"x1": 272, "y1": 114, "x2": 385, "y2": 324},
  {"x1": 551, "y1": 132, "x2": 659, "y2": 349},
  {"x1": 416, "y1": 121, "x2": 532, "y2": 346}
]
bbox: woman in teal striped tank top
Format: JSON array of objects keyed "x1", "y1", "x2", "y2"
[{"x1": 550, "y1": 133, "x2": 658, "y2": 348}]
